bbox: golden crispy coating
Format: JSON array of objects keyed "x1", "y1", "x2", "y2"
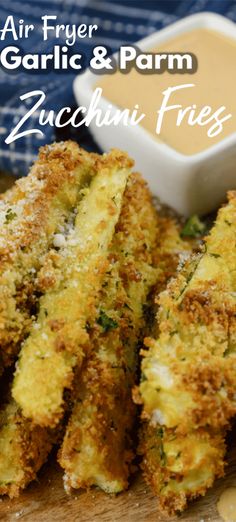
[
  {"x1": 0, "y1": 400, "x2": 55, "y2": 498},
  {"x1": 4, "y1": 141, "x2": 232, "y2": 511},
  {"x1": 139, "y1": 423, "x2": 225, "y2": 515},
  {"x1": 13, "y1": 150, "x2": 133, "y2": 428},
  {"x1": 0, "y1": 141, "x2": 97, "y2": 372},
  {"x1": 59, "y1": 173, "x2": 158, "y2": 493},
  {"x1": 136, "y1": 196, "x2": 236, "y2": 515},
  {"x1": 140, "y1": 192, "x2": 236, "y2": 434}
]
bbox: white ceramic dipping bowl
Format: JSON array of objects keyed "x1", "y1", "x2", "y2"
[{"x1": 74, "y1": 13, "x2": 236, "y2": 216}]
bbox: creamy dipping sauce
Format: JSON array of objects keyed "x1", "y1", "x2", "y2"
[
  {"x1": 217, "y1": 487, "x2": 236, "y2": 522},
  {"x1": 98, "y1": 29, "x2": 236, "y2": 155}
]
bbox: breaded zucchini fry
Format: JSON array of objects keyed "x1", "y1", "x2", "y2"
[
  {"x1": 13, "y1": 151, "x2": 133, "y2": 428},
  {"x1": 0, "y1": 400, "x2": 55, "y2": 498},
  {"x1": 140, "y1": 192, "x2": 236, "y2": 433},
  {"x1": 0, "y1": 141, "x2": 96, "y2": 372},
  {"x1": 137, "y1": 194, "x2": 236, "y2": 514},
  {"x1": 59, "y1": 174, "x2": 158, "y2": 493},
  {"x1": 140, "y1": 423, "x2": 225, "y2": 515}
]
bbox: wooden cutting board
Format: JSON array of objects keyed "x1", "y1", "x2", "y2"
[{"x1": 0, "y1": 428, "x2": 235, "y2": 522}]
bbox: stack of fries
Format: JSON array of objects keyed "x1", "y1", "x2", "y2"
[
  {"x1": 137, "y1": 193, "x2": 236, "y2": 514},
  {"x1": 0, "y1": 140, "x2": 235, "y2": 517}
]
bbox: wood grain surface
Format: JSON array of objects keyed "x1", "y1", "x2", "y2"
[{"x1": 0, "y1": 427, "x2": 235, "y2": 522}]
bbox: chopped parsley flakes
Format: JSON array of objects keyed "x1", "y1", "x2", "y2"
[
  {"x1": 97, "y1": 310, "x2": 118, "y2": 332},
  {"x1": 5, "y1": 208, "x2": 17, "y2": 224},
  {"x1": 181, "y1": 215, "x2": 206, "y2": 238}
]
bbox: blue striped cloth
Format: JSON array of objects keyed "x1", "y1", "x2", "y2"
[{"x1": 0, "y1": 0, "x2": 234, "y2": 176}]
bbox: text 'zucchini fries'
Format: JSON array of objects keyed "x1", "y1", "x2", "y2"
[
  {"x1": 138, "y1": 192, "x2": 236, "y2": 514},
  {"x1": 13, "y1": 148, "x2": 133, "y2": 427},
  {"x1": 0, "y1": 141, "x2": 96, "y2": 373},
  {"x1": 59, "y1": 173, "x2": 158, "y2": 493}
]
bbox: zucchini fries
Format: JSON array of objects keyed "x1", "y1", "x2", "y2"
[
  {"x1": 13, "y1": 149, "x2": 133, "y2": 427},
  {"x1": 0, "y1": 399, "x2": 55, "y2": 497},
  {"x1": 138, "y1": 192, "x2": 236, "y2": 514},
  {"x1": 2, "y1": 139, "x2": 235, "y2": 514},
  {"x1": 139, "y1": 423, "x2": 225, "y2": 515},
  {"x1": 0, "y1": 141, "x2": 95, "y2": 373},
  {"x1": 59, "y1": 173, "x2": 158, "y2": 493}
]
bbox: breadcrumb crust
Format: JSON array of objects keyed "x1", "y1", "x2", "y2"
[
  {"x1": 138, "y1": 193, "x2": 236, "y2": 514},
  {"x1": 59, "y1": 173, "x2": 158, "y2": 493}
]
